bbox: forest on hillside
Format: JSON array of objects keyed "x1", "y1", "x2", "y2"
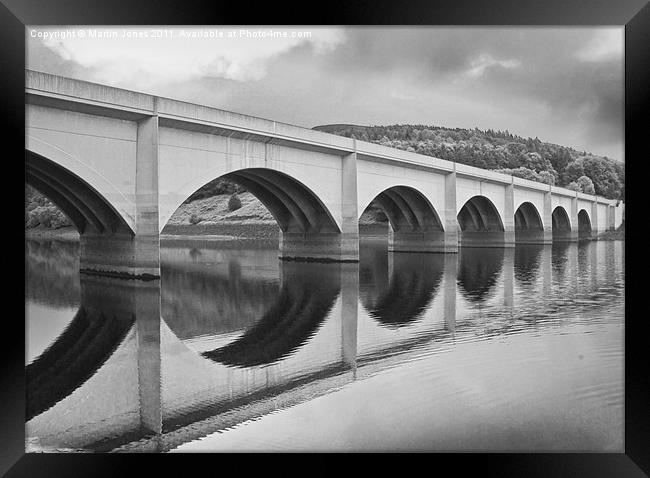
[{"x1": 313, "y1": 124, "x2": 625, "y2": 201}]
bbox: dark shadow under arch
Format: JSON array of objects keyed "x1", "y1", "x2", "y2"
[
  {"x1": 26, "y1": 150, "x2": 133, "y2": 236},
  {"x1": 552, "y1": 206, "x2": 572, "y2": 242},
  {"x1": 578, "y1": 209, "x2": 592, "y2": 240},
  {"x1": 457, "y1": 195, "x2": 505, "y2": 247},
  {"x1": 514, "y1": 202, "x2": 545, "y2": 244},
  {"x1": 361, "y1": 186, "x2": 448, "y2": 253},
  {"x1": 364, "y1": 186, "x2": 443, "y2": 233}
]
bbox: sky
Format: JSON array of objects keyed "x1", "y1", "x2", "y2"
[{"x1": 26, "y1": 26, "x2": 624, "y2": 162}]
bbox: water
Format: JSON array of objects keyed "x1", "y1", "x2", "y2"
[{"x1": 25, "y1": 238, "x2": 624, "y2": 452}]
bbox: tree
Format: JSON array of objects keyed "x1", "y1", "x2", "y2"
[
  {"x1": 538, "y1": 170, "x2": 555, "y2": 186},
  {"x1": 563, "y1": 158, "x2": 585, "y2": 185},
  {"x1": 580, "y1": 157, "x2": 622, "y2": 199},
  {"x1": 575, "y1": 175, "x2": 596, "y2": 195},
  {"x1": 228, "y1": 193, "x2": 242, "y2": 211},
  {"x1": 562, "y1": 157, "x2": 623, "y2": 199},
  {"x1": 549, "y1": 148, "x2": 572, "y2": 179},
  {"x1": 313, "y1": 124, "x2": 624, "y2": 200},
  {"x1": 566, "y1": 181, "x2": 581, "y2": 192},
  {"x1": 509, "y1": 167, "x2": 539, "y2": 182}
]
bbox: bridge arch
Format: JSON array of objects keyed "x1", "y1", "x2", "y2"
[
  {"x1": 360, "y1": 185, "x2": 447, "y2": 253},
  {"x1": 457, "y1": 195, "x2": 505, "y2": 247},
  {"x1": 26, "y1": 149, "x2": 134, "y2": 236},
  {"x1": 514, "y1": 202, "x2": 545, "y2": 244},
  {"x1": 578, "y1": 209, "x2": 592, "y2": 240},
  {"x1": 163, "y1": 168, "x2": 341, "y2": 235},
  {"x1": 552, "y1": 206, "x2": 572, "y2": 241},
  {"x1": 363, "y1": 185, "x2": 444, "y2": 234}
]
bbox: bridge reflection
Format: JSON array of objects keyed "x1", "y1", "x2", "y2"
[
  {"x1": 25, "y1": 240, "x2": 621, "y2": 452},
  {"x1": 359, "y1": 244, "x2": 443, "y2": 328},
  {"x1": 26, "y1": 275, "x2": 163, "y2": 451},
  {"x1": 26, "y1": 276, "x2": 135, "y2": 421},
  {"x1": 457, "y1": 248, "x2": 504, "y2": 303},
  {"x1": 514, "y1": 245, "x2": 544, "y2": 287},
  {"x1": 202, "y1": 263, "x2": 341, "y2": 368}
]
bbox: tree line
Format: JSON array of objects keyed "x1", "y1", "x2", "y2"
[{"x1": 314, "y1": 124, "x2": 624, "y2": 201}]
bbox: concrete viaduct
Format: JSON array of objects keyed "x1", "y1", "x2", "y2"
[{"x1": 25, "y1": 70, "x2": 624, "y2": 279}]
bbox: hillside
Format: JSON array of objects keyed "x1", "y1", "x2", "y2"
[{"x1": 313, "y1": 124, "x2": 624, "y2": 201}]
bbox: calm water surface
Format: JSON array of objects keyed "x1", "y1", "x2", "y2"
[{"x1": 25, "y1": 238, "x2": 624, "y2": 452}]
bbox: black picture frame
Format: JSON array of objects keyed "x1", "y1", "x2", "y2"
[{"x1": 2, "y1": 0, "x2": 646, "y2": 475}]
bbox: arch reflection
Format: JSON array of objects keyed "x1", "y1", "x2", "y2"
[
  {"x1": 457, "y1": 248, "x2": 504, "y2": 303},
  {"x1": 359, "y1": 246, "x2": 443, "y2": 328},
  {"x1": 201, "y1": 262, "x2": 341, "y2": 368},
  {"x1": 551, "y1": 241, "x2": 571, "y2": 278},
  {"x1": 26, "y1": 276, "x2": 137, "y2": 421},
  {"x1": 161, "y1": 248, "x2": 280, "y2": 340},
  {"x1": 514, "y1": 245, "x2": 544, "y2": 286}
]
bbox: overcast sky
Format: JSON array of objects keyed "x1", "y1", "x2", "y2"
[{"x1": 26, "y1": 26, "x2": 624, "y2": 162}]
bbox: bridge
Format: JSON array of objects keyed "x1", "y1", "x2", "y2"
[{"x1": 25, "y1": 70, "x2": 625, "y2": 278}]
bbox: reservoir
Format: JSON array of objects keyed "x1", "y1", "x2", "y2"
[{"x1": 25, "y1": 238, "x2": 624, "y2": 452}]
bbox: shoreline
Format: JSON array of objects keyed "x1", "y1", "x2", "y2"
[{"x1": 25, "y1": 223, "x2": 625, "y2": 243}]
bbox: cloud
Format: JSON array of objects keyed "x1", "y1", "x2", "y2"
[
  {"x1": 576, "y1": 29, "x2": 623, "y2": 62},
  {"x1": 27, "y1": 26, "x2": 623, "y2": 161},
  {"x1": 464, "y1": 53, "x2": 521, "y2": 78},
  {"x1": 34, "y1": 27, "x2": 345, "y2": 89}
]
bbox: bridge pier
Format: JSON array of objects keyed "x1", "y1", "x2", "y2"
[
  {"x1": 278, "y1": 151, "x2": 361, "y2": 263},
  {"x1": 542, "y1": 190, "x2": 554, "y2": 244},
  {"x1": 388, "y1": 230, "x2": 456, "y2": 253},
  {"x1": 503, "y1": 183, "x2": 517, "y2": 247},
  {"x1": 459, "y1": 231, "x2": 512, "y2": 248},
  {"x1": 569, "y1": 195, "x2": 580, "y2": 242},
  {"x1": 444, "y1": 171, "x2": 460, "y2": 253},
  {"x1": 79, "y1": 233, "x2": 160, "y2": 279},
  {"x1": 514, "y1": 229, "x2": 549, "y2": 244},
  {"x1": 591, "y1": 201, "x2": 600, "y2": 240},
  {"x1": 79, "y1": 115, "x2": 161, "y2": 278},
  {"x1": 279, "y1": 231, "x2": 359, "y2": 262}
]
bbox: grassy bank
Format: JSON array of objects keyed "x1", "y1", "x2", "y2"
[{"x1": 596, "y1": 224, "x2": 625, "y2": 241}]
